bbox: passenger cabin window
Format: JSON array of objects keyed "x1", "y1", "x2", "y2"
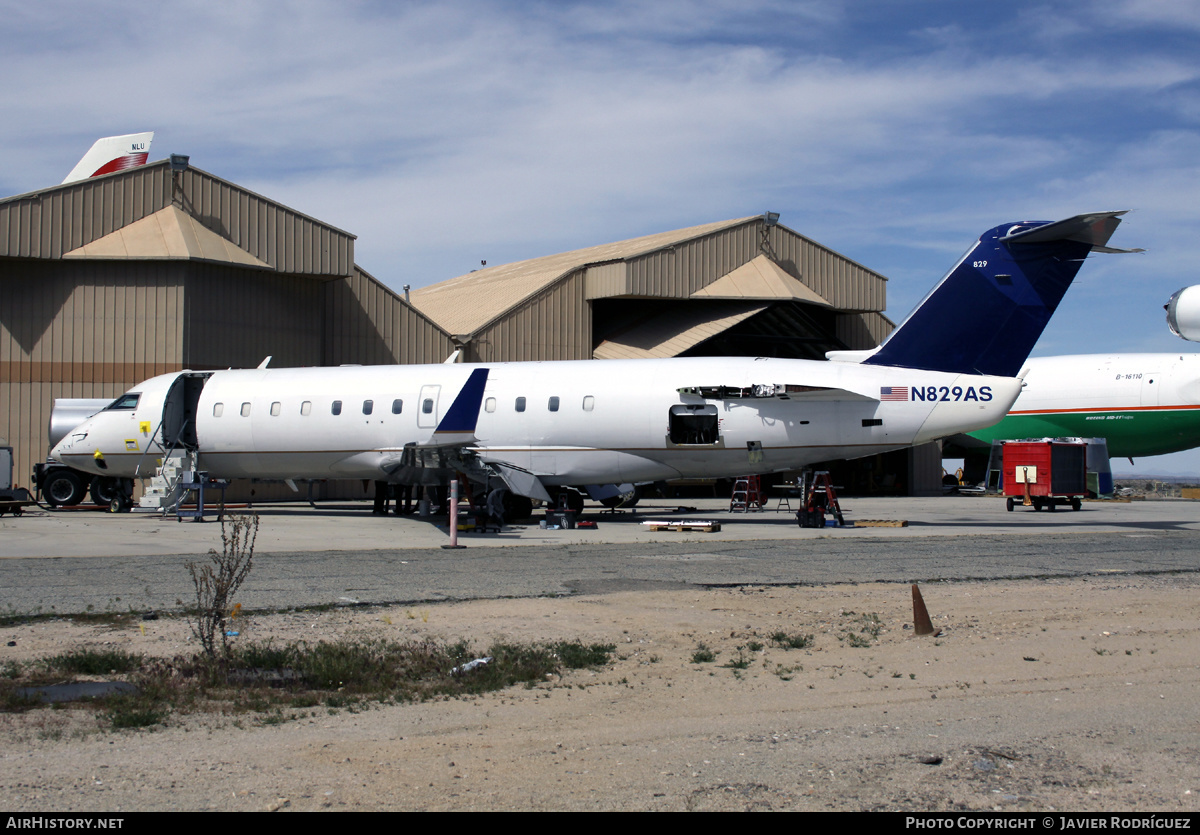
[
  {"x1": 363, "y1": 400, "x2": 374, "y2": 415},
  {"x1": 485, "y1": 397, "x2": 497, "y2": 413},
  {"x1": 668, "y1": 404, "x2": 720, "y2": 445},
  {"x1": 301, "y1": 401, "x2": 312, "y2": 416},
  {"x1": 582, "y1": 396, "x2": 594, "y2": 412},
  {"x1": 331, "y1": 400, "x2": 342, "y2": 416},
  {"x1": 422, "y1": 398, "x2": 434, "y2": 414},
  {"x1": 391, "y1": 399, "x2": 403, "y2": 414},
  {"x1": 270, "y1": 402, "x2": 281, "y2": 417},
  {"x1": 240, "y1": 402, "x2": 251, "y2": 417},
  {"x1": 107, "y1": 394, "x2": 140, "y2": 411},
  {"x1": 213, "y1": 403, "x2": 224, "y2": 418},
  {"x1": 515, "y1": 397, "x2": 526, "y2": 413},
  {"x1": 548, "y1": 396, "x2": 560, "y2": 412}
]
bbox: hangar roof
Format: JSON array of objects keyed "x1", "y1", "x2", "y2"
[
  {"x1": 0, "y1": 159, "x2": 355, "y2": 276},
  {"x1": 410, "y1": 217, "x2": 754, "y2": 335},
  {"x1": 62, "y1": 204, "x2": 272, "y2": 268},
  {"x1": 690, "y1": 254, "x2": 830, "y2": 306}
]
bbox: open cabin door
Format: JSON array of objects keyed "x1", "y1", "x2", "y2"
[
  {"x1": 668, "y1": 404, "x2": 721, "y2": 446},
  {"x1": 162, "y1": 373, "x2": 212, "y2": 450}
]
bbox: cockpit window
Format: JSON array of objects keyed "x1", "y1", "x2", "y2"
[{"x1": 107, "y1": 394, "x2": 140, "y2": 411}]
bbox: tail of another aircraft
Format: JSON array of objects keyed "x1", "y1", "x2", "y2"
[
  {"x1": 851, "y1": 211, "x2": 1139, "y2": 378},
  {"x1": 62, "y1": 132, "x2": 154, "y2": 184}
]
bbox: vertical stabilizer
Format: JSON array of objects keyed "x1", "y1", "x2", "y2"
[
  {"x1": 62, "y1": 132, "x2": 154, "y2": 184},
  {"x1": 862, "y1": 211, "x2": 1137, "y2": 377}
]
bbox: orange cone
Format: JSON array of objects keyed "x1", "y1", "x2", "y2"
[{"x1": 912, "y1": 583, "x2": 936, "y2": 636}]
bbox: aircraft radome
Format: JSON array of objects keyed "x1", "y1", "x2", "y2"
[{"x1": 52, "y1": 211, "x2": 1137, "y2": 511}]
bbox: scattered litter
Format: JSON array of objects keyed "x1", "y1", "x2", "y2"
[{"x1": 452, "y1": 657, "x2": 493, "y2": 675}]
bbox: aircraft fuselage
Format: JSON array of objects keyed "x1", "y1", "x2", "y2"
[
  {"x1": 53, "y1": 356, "x2": 1020, "y2": 486},
  {"x1": 968, "y1": 354, "x2": 1200, "y2": 459}
]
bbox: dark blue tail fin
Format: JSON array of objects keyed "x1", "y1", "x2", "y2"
[{"x1": 862, "y1": 211, "x2": 1138, "y2": 377}]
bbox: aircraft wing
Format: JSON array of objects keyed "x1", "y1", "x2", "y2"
[{"x1": 379, "y1": 368, "x2": 491, "y2": 484}]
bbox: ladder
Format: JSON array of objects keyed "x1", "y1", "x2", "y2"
[
  {"x1": 730, "y1": 475, "x2": 766, "y2": 512},
  {"x1": 798, "y1": 470, "x2": 845, "y2": 527}
]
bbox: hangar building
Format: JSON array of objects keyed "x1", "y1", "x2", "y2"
[
  {"x1": 1, "y1": 158, "x2": 940, "y2": 500},
  {"x1": 0, "y1": 158, "x2": 453, "y2": 499},
  {"x1": 412, "y1": 216, "x2": 941, "y2": 494}
]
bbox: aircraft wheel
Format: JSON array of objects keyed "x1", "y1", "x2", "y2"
[
  {"x1": 89, "y1": 476, "x2": 118, "y2": 507},
  {"x1": 502, "y1": 492, "x2": 533, "y2": 521},
  {"x1": 555, "y1": 488, "x2": 585, "y2": 515},
  {"x1": 1006, "y1": 497, "x2": 1015, "y2": 512},
  {"x1": 44, "y1": 470, "x2": 85, "y2": 507},
  {"x1": 600, "y1": 486, "x2": 640, "y2": 510}
]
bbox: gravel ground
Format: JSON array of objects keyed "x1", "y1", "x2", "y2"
[{"x1": 2, "y1": 574, "x2": 1199, "y2": 812}]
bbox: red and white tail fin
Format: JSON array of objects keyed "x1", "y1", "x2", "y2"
[{"x1": 62, "y1": 132, "x2": 154, "y2": 184}]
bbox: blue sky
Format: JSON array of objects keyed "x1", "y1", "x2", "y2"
[{"x1": 5, "y1": 0, "x2": 1200, "y2": 473}]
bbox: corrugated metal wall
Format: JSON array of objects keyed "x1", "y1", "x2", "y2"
[
  {"x1": 470, "y1": 272, "x2": 591, "y2": 362},
  {"x1": 598, "y1": 220, "x2": 886, "y2": 314},
  {"x1": 836, "y1": 311, "x2": 895, "y2": 351},
  {"x1": 324, "y1": 268, "x2": 455, "y2": 366},
  {"x1": 625, "y1": 222, "x2": 760, "y2": 298},
  {"x1": 762, "y1": 225, "x2": 886, "y2": 312},
  {"x1": 0, "y1": 162, "x2": 355, "y2": 276},
  {"x1": 185, "y1": 265, "x2": 325, "y2": 370},
  {"x1": 1, "y1": 261, "x2": 187, "y2": 488}
]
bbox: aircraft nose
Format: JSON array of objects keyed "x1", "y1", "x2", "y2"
[{"x1": 51, "y1": 423, "x2": 90, "y2": 463}]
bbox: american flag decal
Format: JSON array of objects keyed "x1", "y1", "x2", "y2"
[{"x1": 880, "y1": 386, "x2": 909, "y2": 401}]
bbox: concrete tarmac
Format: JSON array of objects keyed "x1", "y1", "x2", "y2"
[{"x1": 1, "y1": 495, "x2": 1198, "y2": 614}]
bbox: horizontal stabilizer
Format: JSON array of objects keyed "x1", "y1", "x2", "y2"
[
  {"x1": 863, "y1": 211, "x2": 1134, "y2": 378},
  {"x1": 999, "y1": 211, "x2": 1141, "y2": 252}
]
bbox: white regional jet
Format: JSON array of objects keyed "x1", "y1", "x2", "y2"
[{"x1": 52, "y1": 212, "x2": 1135, "y2": 511}]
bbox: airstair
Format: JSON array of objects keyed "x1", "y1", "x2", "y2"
[{"x1": 138, "y1": 449, "x2": 194, "y2": 511}]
